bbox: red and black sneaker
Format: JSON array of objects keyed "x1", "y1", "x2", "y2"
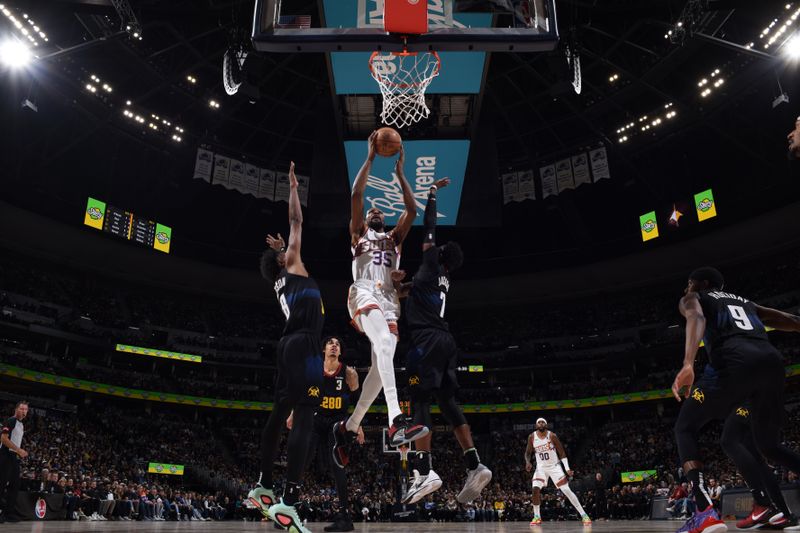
[
  {"x1": 331, "y1": 420, "x2": 358, "y2": 469},
  {"x1": 388, "y1": 414, "x2": 429, "y2": 447},
  {"x1": 736, "y1": 504, "x2": 775, "y2": 530},
  {"x1": 768, "y1": 511, "x2": 799, "y2": 529}
]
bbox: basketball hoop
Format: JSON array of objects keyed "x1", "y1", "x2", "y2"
[
  {"x1": 369, "y1": 50, "x2": 441, "y2": 129},
  {"x1": 399, "y1": 445, "x2": 410, "y2": 467}
]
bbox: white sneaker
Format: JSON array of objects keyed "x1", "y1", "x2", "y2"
[
  {"x1": 401, "y1": 469, "x2": 442, "y2": 504},
  {"x1": 457, "y1": 463, "x2": 493, "y2": 504}
]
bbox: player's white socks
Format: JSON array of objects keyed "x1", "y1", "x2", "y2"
[
  {"x1": 533, "y1": 504, "x2": 540, "y2": 517},
  {"x1": 359, "y1": 310, "x2": 401, "y2": 424},
  {"x1": 560, "y1": 484, "x2": 587, "y2": 517}
]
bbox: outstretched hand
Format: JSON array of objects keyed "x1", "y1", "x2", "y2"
[
  {"x1": 433, "y1": 178, "x2": 451, "y2": 189},
  {"x1": 367, "y1": 131, "x2": 378, "y2": 162},
  {"x1": 266, "y1": 233, "x2": 285, "y2": 251},
  {"x1": 390, "y1": 270, "x2": 407, "y2": 283},
  {"x1": 289, "y1": 161, "x2": 298, "y2": 188},
  {"x1": 394, "y1": 146, "x2": 405, "y2": 175}
]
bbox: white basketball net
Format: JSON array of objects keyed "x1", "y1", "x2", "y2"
[{"x1": 369, "y1": 51, "x2": 441, "y2": 128}]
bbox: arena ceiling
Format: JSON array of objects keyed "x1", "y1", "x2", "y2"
[{"x1": 0, "y1": 0, "x2": 798, "y2": 278}]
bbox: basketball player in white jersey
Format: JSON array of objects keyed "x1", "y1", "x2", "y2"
[
  {"x1": 332, "y1": 131, "x2": 428, "y2": 469},
  {"x1": 525, "y1": 418, "x2": 591, "y2": 526}
]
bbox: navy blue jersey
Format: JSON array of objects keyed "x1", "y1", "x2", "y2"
[
  {"x1": 696, "y1": 290, "x2": 769, "y2": 355},
  {"x1": 274, "y1": 270, "x2": 324, "y2": 338},
  {"x1": 405, "y1": 246, "x2": 449, "y2": 332},
  {"x1": 318, "y1": 363, "x2": 349, "y2": 415}
]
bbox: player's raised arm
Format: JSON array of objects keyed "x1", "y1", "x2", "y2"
[
  {"x1": 285, "y1": 162, "x2": 308, "y2": 278},
  {"x1": 350, "y1": 131, "x2": 377, "y2": 245},
  {"x1": 755, "y1": 304, "x2": 800, "y2": 332},
  {"x1": 421, "y1": 178, "x2": 451, "y2": 256},
  {"x1": 390, "y1": 147, "x2": 417, "y2": 246},
  {"x1": 673, "y1": 293, "x2": 706, "y2": 401}
]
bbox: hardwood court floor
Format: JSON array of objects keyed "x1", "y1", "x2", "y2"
[{"x1": 0, "y1": 519, "x2": 708, "y2": 532}]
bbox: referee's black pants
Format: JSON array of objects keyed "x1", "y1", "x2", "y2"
[{"x1": 0, "y1": 453, "x2": 20, "y2": 516}]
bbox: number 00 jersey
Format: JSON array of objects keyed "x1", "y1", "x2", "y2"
[
  {"x1": 317, "y1": 363, "x2": 349, "y2": 415},
  {"x1": 696, "y1": 290, "x2": 768, "y2": 355},
  {"x1": 351, "y1": 228, "x2": 400, "y2": 289},
  {"x1": 530, "y1": 430, "x2": 558, "y2": 468},
  {"x1": 274, "y1": 269, "x2": 324, "y2": 338}
]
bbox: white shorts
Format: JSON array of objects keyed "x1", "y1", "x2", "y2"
[
  {"x1": 348, "y1": 283, "x2": 400, "y2": 334},
  {"x1": 532, "y1": 463, "x2": 567, "y2": 489}
]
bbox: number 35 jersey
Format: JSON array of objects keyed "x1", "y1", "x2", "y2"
[
  {"x1": 274, "y1": 269, "x2": 324, "y2": 338},
  {"x1": 696, "y1": 290, "x2": 768, "y2": 356},
  {"x1": 348, "y1": 228, "x2": 402, "y2": 330}
]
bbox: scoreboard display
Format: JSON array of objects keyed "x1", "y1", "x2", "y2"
[{"x1": 84, "y1": 197, "x2": 171, "y2": 253}]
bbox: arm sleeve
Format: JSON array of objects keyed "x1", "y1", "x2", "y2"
[{"x1": 423, "y1": 190, "x2": 437, "y2": 245}]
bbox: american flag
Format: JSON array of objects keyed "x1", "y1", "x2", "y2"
[{"x1": 276, "y1": 15, "x2": 311, "y2": 29}]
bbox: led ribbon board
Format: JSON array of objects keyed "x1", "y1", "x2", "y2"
[
  {"x1": 147, "y1": 463, "x2": 185, "y2": 476},
  {"x1": 345, "y1": 140, "x2": 469, "y2": 226},
  {"x1": 116, "y1": 344, "x2": 202, "y2": 363},
  {"x1": 323, "y1": 0, "x2": 492, "y2": 94},
  {"x1": 83, "y1": 197, "x2": 172, "y2": 254},
  {"x1": 621, "y1": 470, "x2": 657, "y2": 483}
]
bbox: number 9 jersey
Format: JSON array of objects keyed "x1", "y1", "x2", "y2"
[{"x1": 696, "y1": 290, "x2": 769, "y2": 361}]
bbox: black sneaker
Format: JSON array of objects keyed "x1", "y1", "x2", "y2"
[
  {"x1": 332, "y1": 420, "x2": 358, "y2": 469},
  {"x1": 388, "y1": 414, "x2": 429, "y2": 447},
  {"x1": 324, "y1": 513, "x2": 354, "y2": 532},
  {"x1": 767, "y1": 511, "x2": 800, "y2": 529}
]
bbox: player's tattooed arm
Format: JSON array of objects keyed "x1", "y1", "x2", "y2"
[
  {"x1": 391, "y1": 270, "x2": 412, "y2": 298},
  {"x1": 345, "y1": 366, "x2": 359, "y2": 392},
  {"x1": 754, "y1": 304, "x2": 800, "y2": 332},
  {"x1": 673, "y1": 293, "x2": 705, "y2": 401},
  {"x1": 524, "y1": 434, "x2": 533, "y2": 472},
  {"x1": 391, "y1": 146, "x2": 418, "y2": 246},
  {"x1": 285, "y1": 162, "x2": 309, "y2": 277},
  {"x1": 350, "y1": 131, "x2": 377, "y2": 245}
]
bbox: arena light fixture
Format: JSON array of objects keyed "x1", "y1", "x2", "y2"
[
  {"x1": 208, "y1": 99, "x2": 220, "y2": 109},
  {"x1": 784, "y1": 33, "x2": 800, "y2": 58},
  {"x1": 0, "y1": 39, "x2": 32, "y2": 68}
]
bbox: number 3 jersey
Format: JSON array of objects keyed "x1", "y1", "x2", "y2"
[
  {"x1": 274, "y1": 269, "x2": 324, "y2": 338},
  {"x1": 348, "y1": 228, "x2": 401, "y2": 330},
  {"x1": 317, "y1": 363, "x2": 350, "y2": 417},
  {"x1": 696, "y1": 290, "x2": 769, "y2": 359}
]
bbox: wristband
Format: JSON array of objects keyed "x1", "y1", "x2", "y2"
[{"x1": 561, "y1": 458, "x2": 570, "y2": 471}]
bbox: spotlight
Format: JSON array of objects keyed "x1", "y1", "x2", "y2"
[
  {"x1": 0, "y1": 39, "x2": 31, "y2": 68},
  {"x1": 785, "y1": 33, "x2": 800, "y2": 59}
]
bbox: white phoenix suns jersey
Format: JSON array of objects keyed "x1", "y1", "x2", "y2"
[
  {"x1": 531, "y1": 430, "x2": 559, "y2": 467},
  {"x1": 351, "y1": 228, "x2": 400, "y2": 289}
]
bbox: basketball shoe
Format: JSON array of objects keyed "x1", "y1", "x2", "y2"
[
  {"x1": 331, "y1": 420, "x2": 359, "y2": 469},
  {"x1": 736, "y1": 503, "x2": 774, "y2": 529},
  {"x1": 530, "y1": 516, "x2": 542, "y2": 525},
  {"x1": 401, "y1": 469, "x2": 442, "y2": 504},
  {"x1": 457, "y1": 463, "x2": 493, "y2": 503},
  {"x1": 247, "y1": 484, "x2": 276, "y2": 520},
  {"x1": 769, "y1": 511, "x2": 800, "y2": 529},
  {"x1": 269, "y1": 499, "x2": 311, "y2": 533},
  {"x1": 387, "y1": 414, "x2": 429, "y2": 447},
  {"x1": 582, "y1": 514, "x2": 592, "y2": 525},
  {"x1": 676, "y1": 505, "x2": 727, "y2": 533}
]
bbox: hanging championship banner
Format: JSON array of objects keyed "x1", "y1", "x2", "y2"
[
  {"x1": 517, "y1": 170, "x2": 536, "y2": 201},
  {"x1": 571, "y1": 153, "x2": 591, "y2": 187},
  {"x1": 556, "y1": 158, "x2": 575, "y2": 192},
  {"x1": 539, "y1": 165, "x2": 557, "y2": 198},
  {"x1": 501, "y1": 172, "x2": 518, "y2": 205},
  {"x1": 193, "y1": 148, "x2": 213, "y2": 182},
  {"x1": 244, "y1": 164, "x2": 260, "y2": 197},
  {"x1": 258, "y1": 168, "x2": 276, "y2": 201},
  {"x1": 590, "y1": 147, "x2": 611, "y2": 181},
  {"x1": 229, "y1": 159, "x2": 246, "y2": 193},
  {"x1": 275, "y1": 171, "x2": 291, "y2": 203},
  {"x1": 296, "y1": 174, "x2": 310, "y2": 207},
  {"x1": 212, "y1": 155, "x2": 231, "y2": 188}
]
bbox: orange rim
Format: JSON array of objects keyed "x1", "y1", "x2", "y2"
[{"x1": 368, "y1": 51, "x2": 441, "y2": 89}]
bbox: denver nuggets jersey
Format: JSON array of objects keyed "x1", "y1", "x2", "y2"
[
  {"x1": 351, "y1": 228, "x2": 400, "y2": 289},
  {"x1": 531, "y1": 431, "x2": 558, "y2": 467},
  {"x1": 318, "y1": 363, "x2": 349, "y2": 416},
  {"x1": 696, "y1": 290, "x2": 768, "y2": 355},
  {"x1": 274, "y1": 269, "x2": 324, "y2": 338},
  {"x1": 406, "y1": 246, "x2": 450, "y2": 331}
]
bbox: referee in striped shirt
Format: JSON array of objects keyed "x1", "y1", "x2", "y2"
[{"x1": 0, "y1": 401, "x2": 29, "y2": 523}]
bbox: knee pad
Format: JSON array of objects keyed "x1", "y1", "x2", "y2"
[{"x1": 435, "y1": 392, "x2": 467, "y2": 428}]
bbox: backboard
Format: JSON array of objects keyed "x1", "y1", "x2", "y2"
[{"x1": 252, "y1": 0, "x2": 559, "y2": 53}]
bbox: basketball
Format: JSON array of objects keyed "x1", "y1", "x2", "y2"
[{"x1": 374, "y1": 127, "x2": 402, "y2": 157}]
